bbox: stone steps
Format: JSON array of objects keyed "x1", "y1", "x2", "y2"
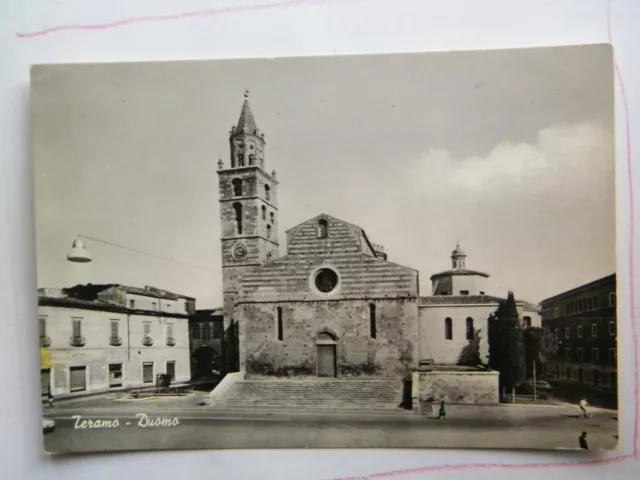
[{"x1": 214, "y1": 379, "x2": 406, "y2": 411}]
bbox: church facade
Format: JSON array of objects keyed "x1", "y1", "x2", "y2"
[{"x1": 217, "y1": 95, "x2": 540, "y2": 383}]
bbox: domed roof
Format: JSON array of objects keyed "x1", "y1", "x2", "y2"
[{"x1": 451, "y1": 242, "x2": 466, "y2": 256}]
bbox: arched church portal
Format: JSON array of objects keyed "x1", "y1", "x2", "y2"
[{"x1": 316, "y1": 331, "x2": 337, "y2": 378}]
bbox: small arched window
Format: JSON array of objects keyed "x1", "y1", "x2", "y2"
[
  {"x1": 270, "y1": 212, "x2": 275, "y2": 224},
  {"x1": 267, "y1": 252, "x2": 272, "y2": 262},
  {"x1": 248, "y1": 154, "x2": 255, "y2": 165},
  {"x1": 261, "y1": 205, "x2": 266, "y2": 220},
  {"x1": 369, "y1": 303, "x2": 377, "y2": 339},
  {"x1": 445, "y1": 318, "x2": 453, "y2": 340},
  {"x1": 232, "y1": 178, "x2": 243, "y2": 197},
  {"x1": 266, "y1": 224, "x2": 272, "y2": 239},
  {"x1": 233, "y1": 202, "x2": 243, "y2": 235},
  {"x1": 264, "y1": 184, "x2": 270, "y2": 201},
  {"x1": 237, "y1": 153, "x2": 245, "y2": 167},
  {"x1": 318, "y1": 219, "x2": 328, "y2": 238},
  {"x1": 466, "y1": 317, "x2": 474, "y2": 340}
]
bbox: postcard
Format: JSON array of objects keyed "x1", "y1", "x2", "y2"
[{"x1": 31, "y1": 45, "x2": 617, "y2": 454}]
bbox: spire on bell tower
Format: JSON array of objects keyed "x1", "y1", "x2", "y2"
[{"x1": 229, "y1": 91, "x2": 265, "y2": 169}]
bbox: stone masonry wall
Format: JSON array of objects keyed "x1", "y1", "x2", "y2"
[
  {"x1": 412, "y1": 370, "x2": 499, "y2": 406},
  {"x1": 239, "y1": 299, "x2": 419, "y2": 379}
]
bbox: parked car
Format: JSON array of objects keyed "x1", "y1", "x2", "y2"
[
  {"x1": 524, "y1": 380, "x2": 552, "y2": 390},
  {"x1": 42, "y1": 417, "x2": 55, "y2": 433}
]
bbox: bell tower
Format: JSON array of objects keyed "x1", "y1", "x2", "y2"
[{"x1": 217, "y1": 92, "x2": 280, "y2": 372}]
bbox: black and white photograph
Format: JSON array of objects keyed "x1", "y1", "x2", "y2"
[{"x1": 31, "y1": 44, "x2": 618, "y2": 454}]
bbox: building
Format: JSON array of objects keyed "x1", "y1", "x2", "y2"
[
  {"x1": 419, "y1": 244, "x2": 541, "y2": 366},
  {"x1": 189, "y1": 308, "x2": 224, "y2": 379},
  {"x1": 38, "y1": 284, "x2": 194, "y2": 397},
  {"x1": 540, "y1": 274, "x2": 617, "y2": 392},
  {"x1": 214, "y1": 95, "x2": 540, "y2": 405}
]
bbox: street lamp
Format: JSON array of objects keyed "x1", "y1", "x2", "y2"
[{"x1": 67, "y1": 237, "x2": 93, "y2": 263}]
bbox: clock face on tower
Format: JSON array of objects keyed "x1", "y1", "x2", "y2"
[{"x1": 231, "y1": 242, "x2": 248, "y2": 261}]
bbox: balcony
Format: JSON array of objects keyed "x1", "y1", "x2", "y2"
[
  {"x1": 142, "y1": 336, "x2": 153, "y2": 346},
  {"x1": 69, "y1": 336, "x2": 86, "y2": 347},
  {"x1": 110, "y1": 336, "x2": 123, "y2": 346},
  {"x1": 39, "y1": 336, "x2": 51, "y2": 348},
  {"x1": 166, "y1": 337, "x2": 176, "y2": 347}
]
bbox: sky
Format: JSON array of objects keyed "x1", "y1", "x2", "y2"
[{"x1": 31, "y1": 44, "x2": 616, "y2": 309}]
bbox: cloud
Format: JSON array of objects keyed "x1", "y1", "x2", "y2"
[{"x1": 407, "y1": 122, "x2": 613, "y2": 197}]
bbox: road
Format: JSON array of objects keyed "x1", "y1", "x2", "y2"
[{"x1": 42, "y1": 405, "x2": 618, "y2": 454}]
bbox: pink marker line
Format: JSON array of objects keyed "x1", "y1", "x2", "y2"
[
  {"x1": 327, "y1": 455, "x2": 636, "y2": 480},
  {"x1": 16, "y1": 0, "x2": 324, "y2": 38}
]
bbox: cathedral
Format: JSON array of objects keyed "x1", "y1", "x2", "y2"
[{"x1": 216, "y1": 94, "x2": 540, "y2": 392}]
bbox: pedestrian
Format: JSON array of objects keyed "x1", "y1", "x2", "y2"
[
  {"x1": 579, "y1": 398, "x2": 589, "y2": 418},
  {"x1": 436, "y1": 400, "x2": 446, "y2": 420},
  {"x1": 579, "y1": 431, "x2": 588, "y2": 451}
]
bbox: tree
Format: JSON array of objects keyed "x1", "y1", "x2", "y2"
[
  {"x1": 488, "y1": 291, "x2": 526, "y2": 392},
  {"x1": 458, "y1": 328, "x2": 483, "y2": 366},
  {"x1": 523, "y1": 326, "x2": 559, "y2": 378}
]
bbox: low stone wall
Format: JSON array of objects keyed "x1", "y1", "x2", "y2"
[
  {"x1": 412, "y1": 369, "x2": 499, "y2": 411},
  {"x1": 208, "y1": 371, "x2": 245, "y2": 406}
]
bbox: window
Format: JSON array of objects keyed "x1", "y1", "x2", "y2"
[
  {"x1": 270, "y1": 212, "x2": 275, "y2": 224},
  {"x1": 248, "y1": 154, "x2": 255, "y2": 165},
  {"x1": 523, "y1": 316, "x2": 531, "y2": 328},
  {"x1": 110, "y1": 320, "x2": 121, "y2": 346},
  {"x1": 167, "y1": 324, "x2": 175, "y2": 346},
  {"x1": 142, "y1": 322, "x2": 153, "y2": 346},
  {"x1": 466, "y1": 317, "x2": 474, "y2": 340},
  {"x1": 202, "y1": 323, "x2": 211, "y2": 342},
  {"x1": 554, "y1": 328, "x2": 559, "y2": 338},
  {"x1": 39, "y1": 316, "x2": 50, "y2": 347},
  {"x1": 318, "y1": 219, "x2": 328, "y2": 238},
  {"x1": 577, "y1": 325, "x2": 583, "y2": 337},
  {"x1": 151, "y1": 302, "x2": 157, "y2": 311},
  {"x1": 592, "y1": 348, "x2": 600, "y2": 363},
  {"x1": 71, "y1": 318, "x2": 85, "y2": 346},
  {"x1": 609, "y1": 348, "x2": 617, "y2": 365},
  {"x1": 266, "y1": 224, "x2": 272, "y2": 239},
  {"x1": 369, "y1": 304, "x2": 377, "y2": 339},
  {"x1": 233, "y1": 202, "x2": 243, "y2": 235},
  {"x1": 591, "y1": 324, "x2": 598, "y2": 337},
  {"x1": 191, "y1": 324, "x2": 201, "y2": 340},
  {"x1": 609, "y1": 292, "x2": 616, "y2": 307},
  {"x1": 267, "y1": 252, "x2": 272, "y2": 262},
  {"x1": 265, "y1": 184, "x2": 270, "y2": 201},
  {"x1": 130, "y1": 299, "x2": 135, "y2": 309},
  {"x1": 577, "y1": 348, "x2": 584, "y2": 361},
  {"x1": 142, "y1": 362, "x2": 154, "y2": 383},
  {"x1": 276, "y1": 307, "x2": 283, "y2": 341},
  {"x1": 313, "y1": 268, "x2": 339, "y2": 294},
  {"x1": 566, "y1": 366, "x2": 571, "y2": 380},
  {"x1": 565, "y1": 327, "x2": 570, "y2": 339},
  {"x1": 460, "y1": 290, "x2": 470, "y2": 296},
  {"x1": 565, "y1": 348, "x2": 571, "y2": 361},
  {"x1": 237, "y1": 153, "x2": 245, "y2": 167},
  {"x1": 261, "y1": 205, "x2": 266, "y2": 220},
  {"x1": 609, "y1": 321, "x2": 616, "y2": 335},
  {"x1": 109, "y1": 364, "x2": 123, "y2": 388},
  {"x1": 555, "y1": 308, "x2": 560, "y2": 318},
  {"x1": 445, "y1": 318, "x2": 453, "y2": 340}
]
